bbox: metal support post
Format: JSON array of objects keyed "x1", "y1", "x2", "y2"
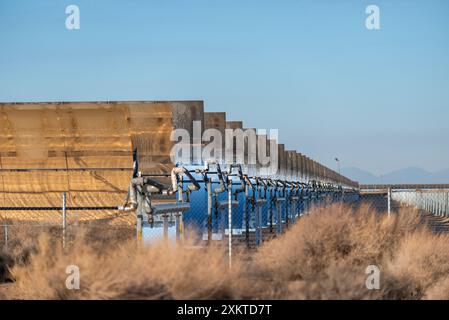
[
  {"x1": 256, "y1": 202, "x2": 263, "y2": 246},
  {"x1": 163, "y1": 214, "x2": 169, "y2": 240},
  {"x1": 269, "y1": 196, "x2": 273, "y2": 234},
  {"x1": 276, "y1": 198, "x2": 285, "y2": 235},
  {"x1": 445, "y1": 192, "x2": 449, "y2": 217},
  {"x1": 3, "y1": 225, "x2": 8, "y2": 251},
  {"x1": 387, "y1": 188, "x2": 391, "y2": 216},
  {"x1": 291, "y1": 199, "x2": 297, "y2": 224},
  {"x1": 245, "y1": 186, "x2": 250, "y2": 248},
  {"x1": 62, "y1": 192, "x2": 67, "y2": 248},
  {"x1": 207, "y1": 179, "x2": 212, "y2": 244},
  {"x1": 176, "y1": 180, "x2": 184, "y2": 243},
  {"x1": 228, "y1": 179, "x2": 233, "y2": 268},
  {"x1": 136, "y1": 190, "x2": 144, "y2": 242}
]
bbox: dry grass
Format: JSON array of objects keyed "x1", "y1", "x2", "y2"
[
  {"x1": 1, "y1": 204, "x2": 449, "y2": 300},
  {"x1": 9, "y1": 236, "x2": 238, "y2": 300},
  {"x1": 250, "y1": 204, "x2": 449, "y2": 300}
]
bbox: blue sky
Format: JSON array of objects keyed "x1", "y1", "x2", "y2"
[{"x1": 1, "y1": 0, "x2": 448, "y2": 176}]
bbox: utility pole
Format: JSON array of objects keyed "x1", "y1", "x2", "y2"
[
  {"x1": 335, "y1": 157, "x2": 341, "y2": 187},
  {"x1": 335, "y1": 158, "x2": 341, "y2": 176}
]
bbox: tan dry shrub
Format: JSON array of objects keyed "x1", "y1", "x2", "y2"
[
  {"x1": 251, "y1": 203, "x2": 430, "y2": 299},
  {"x1": 0, "y1": 250, "x2": 14, "y2": 283},
  {"x1": 284, "y1": 263, "x2": 382, "y2": 300},
  {"x1": 424, "y1": 276, "x2": 449, "y2": 300},
  {"x1": 386, "y1": 230, "x2": 449, "y2": 299},
  {"x1": 254, "y1": 204, "x2": 397, "y2": 281},
  {"x1": 2, "y1": 204, "x2": 449, "y2": 300},
  {"x1": 10, "y1": 231, "x2": 239, "y2": 300}
]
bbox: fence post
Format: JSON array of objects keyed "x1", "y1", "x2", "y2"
[
  {"x1": 256, "y1": 202, "x2": 263, "y2": 246},
  {"x1": 3, "y1": 225, "x2": 8, "y2": 250},
  {"x1": 228, "y1": 179, "x2": 233, "y2": 268},
  {"x1": 176, "y1": 180, "x2": 184, "y2": 243},
  {"x1": 62, "y1": 192, "x2": 67, "y2": 248},
  {"x1": 136, "y1": 191, "x2": 144, "y2": 242},
  {"x1": 269, "y1": 195, "x2": 273, "y2": 234},
  {"x1": 163, "y1": 214, "x2": 169, "y2": 240},
  {"x1": 445, "y1": 192, "x2": 449, "y2": 217},
  {"x1": 435, "y1": 193, "x2": 443, "y2": 217},
  {"x1": 245, "y1": 185, "x2": 250, "y2": 248},
  {"x1": 291, "y1": 200, "x2": 296, "y2": 224},
  {"x1": 220, "y1": 206, "x2": 226, "y2": 241},
  {"x1": 207, "y1": 179, "x2": 212, "y2": 245},
  {"x1": 387, "y1": 188, "x2": 392, "y2": 216},
  {"x1": 276, "y1": 200, "x2": 283, "y2": 235}
]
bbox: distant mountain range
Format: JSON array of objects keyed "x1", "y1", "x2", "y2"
[{"x1": 341, "y1": 167, "x2": 449, "y2": 185}]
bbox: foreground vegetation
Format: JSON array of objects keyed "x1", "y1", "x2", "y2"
[{"x1": 1, "y1": 204, "x2": 449, "y2": 300}]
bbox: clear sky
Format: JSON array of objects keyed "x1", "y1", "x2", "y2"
[{"x1": 1, "y1": 0, "x2": 448, "y2": 176}]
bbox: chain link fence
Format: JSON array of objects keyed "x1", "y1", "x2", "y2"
[
  {"x1": 141, "y1": 185, "x2": 360, "y2": 248},
  {"x1": 136, "y1": 165, "x2": 360, "y2": 250},
  {"x1": 4, "y1": 169, "x2": 448, "y2": 259},
  {"x1": 358, "y1": 186, "x2": 449, "y2": 218},
  {"x1": 0, "y1": 192, "x2": 135, "y2": 252},
  {"x1": 2, "y1": 188, "x2": 448, "y2": 251},
  {"x1": 392, "y1": 190, "x2": 449, "y2": 217}
]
